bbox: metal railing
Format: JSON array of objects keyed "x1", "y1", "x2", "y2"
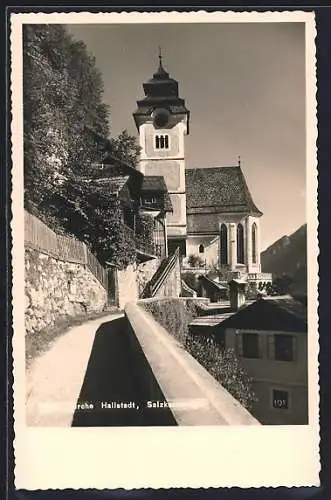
[{"x1": 248, "y1": 272, "x2": 273, "y2": 281}]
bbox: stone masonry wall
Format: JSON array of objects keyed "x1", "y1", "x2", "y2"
[
  {"x1": 116, "y1": 258, "x2": 162, "y2": 309},
  {"x1": 25, "y1": 247, "x2": 107, "y2": 336},
  {"x1": 116, "y1": 264, "x2": 139, "y2": 310},
  {"x1": 136, "y1": 259, "x2": 162, "y2": 297}
]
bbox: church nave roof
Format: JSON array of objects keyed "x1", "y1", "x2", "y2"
[{"x1": 185, "y1": 166, "x2": 262, "y2": 217}]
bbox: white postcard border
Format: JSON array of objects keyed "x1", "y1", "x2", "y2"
[{"x1": 11, "y1": 10, "x2": 320, "y2": 489}]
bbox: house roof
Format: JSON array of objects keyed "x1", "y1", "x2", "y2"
[
  {"x1": 141, "y1": 175, "x2": 173, "y2": 212},
  {"x1": 190, "y1": 311, "x2": 236, "y2": 327},
  {"x1": 264, "y1": 296, "x2": 307, "y2": 323},
  {"x1": 185, "y1": 166, "x2": 262, "y2": 216},
  {"x1": 141, "y1": 175, "x2": 168, "y2": 192},
  {"x1": 81, "y1": 176, "x2": 129, "y2": 195},
  {"x1": 214, "y1": 296, "x2": 307, "y2": 333}
]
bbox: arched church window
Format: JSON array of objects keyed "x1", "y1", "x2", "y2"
[
  {"x1": 237, "y1": 223, "x2": 245, "y2": 264},
  {"x1": 199, "y1": 244, "x2": 204, "y2": 254},
  {"x1": 252, "y1": 223, "x2": 257, "y2": 264},
  {"x1": 165, "y1": 135, "x2": 169, "y2": 149},
  {"x1": 220, "y1": 224, "x2": 228, "y2": 265},
  {"x1": 160, "y1": 135, "x2": 165, "y2": 148},
  {"x1": 155, "y1": 136, "x2": 160, "y2": 149}
]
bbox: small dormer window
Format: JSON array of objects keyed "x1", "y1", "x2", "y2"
[{"x1": 155, "y1": 134, "x2": 170, "y2": 150}]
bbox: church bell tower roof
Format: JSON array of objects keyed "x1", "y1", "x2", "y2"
[{"x1": 133, "y1": 48, "x2": 190, "y2": 131}]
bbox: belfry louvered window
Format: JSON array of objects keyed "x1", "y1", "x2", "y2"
[{"x1": 155, "y1": 134, "x2": 169, "y2": 150}]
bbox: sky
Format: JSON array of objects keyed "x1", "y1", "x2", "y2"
[{"x1": 66, "y1": 22, "x2": 306, "y2": 251}]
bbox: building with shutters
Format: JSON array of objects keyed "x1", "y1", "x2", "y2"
[
  {"x1": 132, "y1": 52, "x2": 272, "y2": 288},
  {"x1": 204, "y1": 295, "x2": 308, "y2": 425}
]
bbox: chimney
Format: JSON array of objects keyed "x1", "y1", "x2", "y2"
[{"x1": 229, "y1": 279, "x2": 247, "y2": 311}]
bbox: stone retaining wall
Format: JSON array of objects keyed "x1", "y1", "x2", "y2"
[
  {"x1": 25, "y1": 247, "x2": 108, "y2": 335},
  {"x1": 125, "y1": 299, "x2": 260, "y2": 426}
]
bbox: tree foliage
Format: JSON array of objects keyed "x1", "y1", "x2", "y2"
[
  {"x1": 48, "y1": 175, "x2": 136, "y2": 268},
  {"x1": 186, "y1": 338, "x2": 257, "y2": 410},
  {"x1": 109, "y1": 129, "x2": 141, "y2": 169},
  {"x1": 23, "y1": 24, "x2": 141, "y2": 268},
  {"x1": 187, "y1": 254, "x2": 205, "y2": 268},
  {"x1": 23, "y1": 24, "x2": 109, "y2": 211}
]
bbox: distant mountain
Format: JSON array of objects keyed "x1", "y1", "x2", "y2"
[{"x1": 261, "y1": 224, "x2": 307, "y2": 297}]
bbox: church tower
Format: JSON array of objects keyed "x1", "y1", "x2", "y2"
[{"x1": 133, "y1": 50, "x2": 190, "y2": 255}]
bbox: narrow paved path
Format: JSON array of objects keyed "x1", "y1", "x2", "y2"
[{"x1": 26, "y1": 313, "x2": 145, "y2": 427}]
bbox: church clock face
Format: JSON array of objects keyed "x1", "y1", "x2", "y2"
[{"x1": 153, "y1": 108, "x2": 170, "y2": 128}]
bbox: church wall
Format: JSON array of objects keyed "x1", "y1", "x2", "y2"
[
  {"x1": 246, "y1": 215, "x2": 261, "y2": 273},
  {"x1": 142, "y1": 160, "x2": 183, "y2": 191},
  {"x1": 137, "y1": 110, "x2": 188, "y2": 242},
  {"x1": 145, "y1": 128, "x2": 179, "y2": 158},
  {"x1": 187, "y1": 212, "x2": 246, "y2": 235},
  {"x1": 187, "y1": 213, "x2": 262, "y2": 273},
  {"x1": 186, "y1": 236, "x2": 218, "y2": 259},
  {"x1": 166, "y1": 194, "x2": 187, "y2": 228},
  {"x1": 204, "y1": 237, "x2": 220, "y2": 268},
  {"x1": 139, "y1": 122, "x2": 186, "y2": 161}
]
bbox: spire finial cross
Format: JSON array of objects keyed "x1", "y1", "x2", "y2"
[
  {"x1": 158, "y1": 45, "x2": 162, "y2": 64},
  {"x1": 238, "y1": 155, "x2": 241, "y2": 167}
]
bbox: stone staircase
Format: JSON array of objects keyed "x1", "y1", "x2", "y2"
[{"x1": 141, "y1": 247, "x2": 180, "y2": 298}]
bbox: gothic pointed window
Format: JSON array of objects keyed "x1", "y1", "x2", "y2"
[
  {"x1": 155, "y1": 135, "x2": 160, "y2": 149},
  {"x1": 237, "y1": 223, "x2": 245, "y2": 264},
  {"x1": 252, "y1": 223, "x2": 257, "y2": 264},
  {"x1": 199, "y1": 244, "x2": 204, "y2": 254},
  {"x1": 220, "y1": 224, "x2": 228, "y2": 265},
  {"x1": 160, "y1": 135, "x2": 165, "y2": 148},
  {"x1": 165, "y1": 135, "x2": 169, "y2": 149}
]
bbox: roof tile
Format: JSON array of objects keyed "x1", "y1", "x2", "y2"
[{"x1": 185, "y1": 166, "x2": 262, "y2": 216}]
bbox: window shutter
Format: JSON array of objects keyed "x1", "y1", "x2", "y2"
[
  {"x1": 267, "y1": 335, "x2": 275, "y2": 359},
  {"x1": 292, "y1": 336, "x2": 297, "y2": 361},
  {"x1": 235, "y1": 332, "x2": 243, "y2": 357}
]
